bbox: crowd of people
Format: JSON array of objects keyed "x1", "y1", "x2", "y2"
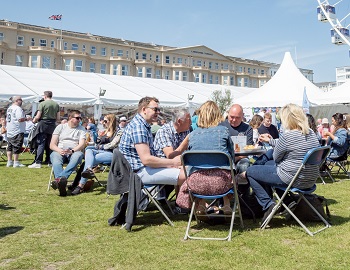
[{"x1": 1, "y1": 93, "x2": 350, "y2": 224}]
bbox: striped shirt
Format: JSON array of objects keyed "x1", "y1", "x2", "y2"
[
  {"x1": 270, "y1": 129, "x2": 320, "y2": 189},
  {"x1": 119, "y1": 113, "x2": 155, "y2": 171},
  {"x1": 153, "y1": 121, "x2": 190, "y2": 158}
]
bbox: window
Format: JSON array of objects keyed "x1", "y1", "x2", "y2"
[
  {"x1": 146, "y1": 68, "x2": 152, "y2": 78},
  {"x1": 173, "y1": 57, "x2": 176, "y2": 64},
  {"x1": 53, "y1": 58, "x2": 56, "y2": 69},
  {"x1": 126, "y1": 50, "x2": 129, "y2": 58},
  {"x1": 65, "y1": 59, "x2": 71, "y2": 71},
  {"x1": 31, "y1": 38, "x2": 35, "y2": 46},
  {"x1": 165, "y1": 56, "x2": 170, "y2": 64},
  {"x1": 142, "y1": 53, "x2": 147, "y2": 60},
  {"x1": 40, "y1": 39, "x2": 47, "y2": 47},
  {"x1": 223, "y1": 64, "x2": 228, "y2": 70},
  {"x1": 209, "y1": 62, "x2": 212, "y2": 69},
  {"x1": 237, "y1": 78, "x2": 242, "y2": 87},
  {"x1": 1, "y1": 52, "x2": 4, "y2": 64},
  {"x1": 75, "y1": 60, "x2": 83, "y2": 71},
  {"x1": 155, "y1": 69, "x2": 161, "y2": 79},
  {"x1": 91, "y1": 46, "x2": 96, "y2": 55},
  {"x1": 135, "y1": 52, "x2": 139, "y2": 60},
  {"x1": 253, "y1": 68, "x2": 256, "y2": 74},
  {"x1": 223, "y1": 75, "x2": 228, "y2": 85},
  {"x1": 82, "y1": 44, "x2": 86, "y2": 52},
  {"x1": 215, "y1": 63, "x2": 219, "y2": 70},
  {"x1": 90, "y1": 63, "x2": 96, "y2": 73},
  {"x1": 230, "y1": 76, "x2": 234, "y2": 85},
  {"x1": 197, "y1": 60, "x2": 202, "y2": 67},
  {"x1": 17, "y1": 36, "x2": 24, "y2": 46},
  {"x1": 100, "y1": 64, "x2": 106, "y2": 74},
  {"x1": 42, "y1": 56, "x2": 50, "y2": 68},
  {"x1": 165, "y1": 70, "x2": 170, "y2": 80},
  {"x1": 72, "y1": 43, "x2": 78, "y2": 50},
  {"x1": 149, "y1": 54, "x2": 152, "y2": 61},
  {"x1": 0, "y1": 32, "x2": 4, "y2": 41},
  {"x1": 252, "y1": 79, "x2": 257, "y2": 88},
  {"x1": 238, "y1": 66, "x2": 243, "y2": 73},
  {"x1": 202, "y1": 74, "x2": 207, "y2": 83},
  {"x1": 121, "y1": 65, "x2": 128, "y2": 76},
  {"x1": 175, "y1": 71, "x2": 180, "y2": 80},
  {"x1": 209, "y1": 75, "x2": 213, "y2": 84},
  {"x1": 156, "y1": 55, "x2": 160, "y2": 63},
  {"x1": 183, "y1": 71, "x2": 188, "y2": 81},
  {"x1": 117, "y1": 49, "x2": 123, "y2": 56},
  {"x1": 137, "y1": 67, "x2": 143, "y2": 77},
  {"x1": 247, "y1": 67, "x2": 251, "y2": 74},
  {"x1": 51, "y1": 40, "x2": 55, "y2": 48},
  {"x1": 111, "y1": 48, "x2": 115, "y2": 56},
  {"x1": 194, "y1": 73, "x2": 199, "y2": 83},
  {"x1": 112, "y1": 65, "x2": 118, "y2": 75},
  {"x1": 31, "y1": 56, "x2": 38, "y2": 68},
  {"x1": 15, "y1": 55, "x2": 23, "y2": 66},
  {"x1": 177, "y1": 58, "x2": 182, "y2": 64},
  {"x1": 215, "y1": 76, "x2": 219, "y2": 84},
  {"x1": 260, "y1": 69, "x2": 265, "y2": 75},
  {"x1": 63, "y1": 42, "x2": 68, "y2": 50},
  {"x1": 101, "y1": 48, "x2": 106, "y2": 56},
  {"x1": 244, "y1": 77, "x2": 249, "y2": 87}
]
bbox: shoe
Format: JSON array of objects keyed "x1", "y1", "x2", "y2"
[
  {"x1": 6, "y1": 161, "x2": 13, "y2": 167},
  {"x1": 28, "y1": 163, "x2": 42, "y2": 169},
  {"x1": 173, "y1": 206, "x2": 190, "y2": 215},
  {"x1": 195, "y1": 205, "x2": 210, "y2": 222},
  {"x1": 13, "y1": 162, "x2": 26, "y2": 168},
  {"x1": 81, "y1": 168, "x2": 95, "y2": 179},
  {"x1": 219, "y1": 205, "x2": 233, "y2": 215},
  {"x1": 51, "y1": 178, "x2": 59, "y2": 190},
  {"x1": 235, "y1": 173, "x2": 248, "y2": 185},
  {"x1": 58, "y1": 177, "x2": 67, "y2": 196},
  {"x1": 71, "y1": 186, "x2": 84, "y2": 196},
  {"x1": 261, "y1": 203, "x2": 276, "y2": 224}
]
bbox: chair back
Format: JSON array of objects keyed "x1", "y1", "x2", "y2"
[{"x1": 302, "y1": 146, "x2": 331, "y2": 166}]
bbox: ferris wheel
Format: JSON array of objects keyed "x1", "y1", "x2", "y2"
[{"x1": 317, "y1": 0, "x2": 350, "y2": 47}]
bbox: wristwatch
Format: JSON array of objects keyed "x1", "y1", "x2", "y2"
[{"x1": 71, "y1": 149, "x2": 75, "y2": 153}]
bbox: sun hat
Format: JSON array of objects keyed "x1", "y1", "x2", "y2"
[{"x1": 321, "y1": 118, "x2": 329, "y2": 124}]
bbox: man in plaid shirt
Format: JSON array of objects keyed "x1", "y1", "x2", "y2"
[{"x1": 153, "y1": 109, "x2": 191, "y2": 159}]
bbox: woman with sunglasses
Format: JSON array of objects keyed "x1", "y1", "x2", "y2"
[{"x1": 71, "y1": 114, "x2": 121, "y2": 195}]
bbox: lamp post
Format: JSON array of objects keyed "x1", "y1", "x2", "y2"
[{"x1": 94, "y1": 88, "x2": 106, "y2": 120}]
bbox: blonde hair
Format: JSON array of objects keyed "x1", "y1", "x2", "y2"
[
  {"x1": 197, "y1": 101, "x2": 223, "y2": 128},
  {"x1": 279, "y1": 103, "x2": 309, "y2": 135},
  {"x1": 104, "y1": 114, "x2": 117, "y2": 136}
]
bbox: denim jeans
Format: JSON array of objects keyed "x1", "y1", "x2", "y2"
[
  {"x1": 246, "y1": 164, "x2": 287, "y2": 211},
  {"x1": 50, "y1": 151, "x2": 84, "y2": 179},
  {"x1": 80, "y1": 149, "x2": 112, "y2": 185}
]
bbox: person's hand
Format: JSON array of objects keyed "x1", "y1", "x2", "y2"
[
  {"x1": 172, "y1": 155, "x2": 182, "y2": 167},
  {"x1": 258, "y1": 133, "x2": 271, "y2": 142}
]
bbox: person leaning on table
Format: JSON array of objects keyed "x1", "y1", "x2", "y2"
[{"x1": 243, "y1": 103, "x2": 320, "y2": 224}]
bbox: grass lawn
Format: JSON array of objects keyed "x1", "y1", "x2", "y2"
[{"x1": 1, "y1": 153, "x2": 350, "y2": 270}]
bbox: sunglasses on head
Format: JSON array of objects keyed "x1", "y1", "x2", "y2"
[{"x1": 147, "y1": 106, "x2": 161, "y2": 113}]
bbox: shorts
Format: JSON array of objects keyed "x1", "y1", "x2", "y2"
[
  {"x1": 7, "y1": 133, "x2": 24, "y2": 154},
  {"x1": 137, "y1": 166, "x2": 180, "y2": 185}
]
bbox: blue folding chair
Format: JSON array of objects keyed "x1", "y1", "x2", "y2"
[
  {"x1": 181, "y1": 150, "x2": 244, "y2": 241},
  {"x1": 261, "y1": 146, "x2": 332, "y2": 236}
]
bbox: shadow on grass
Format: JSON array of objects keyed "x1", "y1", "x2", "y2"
[
  {"x1": 0, "y1": 204, "x2": 16, "y2": 210},
  {"x1": 0, "y1": 226, "x2": 24, "y2": 238}
]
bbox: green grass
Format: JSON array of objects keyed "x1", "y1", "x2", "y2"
[{"x1": 1, "y1": 153, "x2": 350, "y2": 270}]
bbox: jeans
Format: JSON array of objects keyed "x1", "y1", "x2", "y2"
[
  {"x1": 50, "y1": 151, "x2": 84, "y2": 179},
  {"x1": 35, "y1": 133, "x2": 52, "y2": 164},
  {"x1": 246, "y1": 164, "x2": 287, "y2": 211},
  {"x1": 80, "y1": 149, "x2": 112, "y2": 185}
]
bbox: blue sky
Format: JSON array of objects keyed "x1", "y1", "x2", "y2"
[{"x1": 1, "y1": 0, "x2": 349, "y2": 82}]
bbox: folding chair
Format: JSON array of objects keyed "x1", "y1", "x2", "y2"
[
  {"x1": 181, "y1": 150, "x2": 244, "y2": 241},
  {"x1": 326, "y1": 144, "x2": 350, "y2": 179},
  {"x1": 261, "y1": 146, "x2": 332, "y2": 236},
  {"x1": 0, "y1": 138, "x2": 7, "y2": 161}
]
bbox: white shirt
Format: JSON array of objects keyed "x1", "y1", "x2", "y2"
[{"x1": 6, "y1": 104, "x2": 25, "y2": 138}]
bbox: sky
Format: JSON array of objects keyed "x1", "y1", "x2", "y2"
[{"x1": 1, "y1": 0, "x2": 350, "y2": 83}]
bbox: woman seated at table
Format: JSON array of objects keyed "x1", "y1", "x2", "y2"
[
  {"x1": 323, "y1": 112, "x2": 349, "y2": 159},
  {"x1": 249, "y1": 114, "x2": 263, "y2": 145},
  {"x1": 176, "y1": 100, "x2": 234, "y2": 216},
  {"x1": 71, "y1": 114, "x2": 121, "y2": 195},
  {"x1": 244, "y1": 103, "x2": 320, "y2": 223}
]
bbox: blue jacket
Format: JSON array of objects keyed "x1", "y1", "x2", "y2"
[{"x1": 328, "y1": 128, "x2": 349, "y2": 158}]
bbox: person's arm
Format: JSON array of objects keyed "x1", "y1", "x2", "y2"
[
  {"x1": 74, "y1": 137, "x2": 86, "y2": 152},
  {"x1": 33, "y1": 111, "x2": 42, "y2": 123},
  {"x1": 272, "y1": 134, "x2": 287, "y2": 163},
  {"x1": 56, "y1": 111, "x2": 60, "y2": 122},
  {"x1": 50, "y1": 134, "x2": 65, "y2": 155},
  {"x1": 102, "y1": 129, "x2": 123, "y2": 150},
  {"x1": 166, "y1": 134, "x2": 189, "y2": 159},
  {"x1": 135, "y1": 143, "x2": 181, "y2": 168}
]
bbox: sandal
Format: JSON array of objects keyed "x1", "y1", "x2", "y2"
[
  {"x1": 195, "y1": 205, "x2": 210, "y2": 222},
  {"x1": 219, "y1": 205, "x2": 233, "y2": 216}
]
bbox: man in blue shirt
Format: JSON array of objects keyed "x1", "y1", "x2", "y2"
[{"x1": 119, "y1": 97, "x2": 185, "y2": 186}]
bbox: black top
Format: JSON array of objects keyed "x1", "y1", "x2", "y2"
[
  {"x1": 258, "y1": 124, "x2": 279, "y2": 139},
  {"x1": 219, "y1": 120, "x2": 254, "y2": 145}
]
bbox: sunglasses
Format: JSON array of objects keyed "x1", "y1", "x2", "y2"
[
  {"x1": 74, "y1": 116, "x2": 82, "y2": 120},
  {"x1": 103, "y1": 120, "x2": 108, "y2": 123},
  {"x1": 146, "y1": 106, "x2": 161, "y2": 113}
]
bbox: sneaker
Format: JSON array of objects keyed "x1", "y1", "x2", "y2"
[
  {"x1": 235, "y1": 173, "x2": 248, "y2": 185},
  {"x1": 71, "y1": 186, "x2": 84, "y2": 196},
  {"x1": 51, "y1": 178, "x2": 59, "y2": 190},
  {"x1": 28, "y1": 163, "x2": 42, "y2": 169},
  {"x1": 261, "y1": 203, "x2": 276, "y2": 224},
  {"x1": 173, "y1": 206, "x2": 190, "y2": 215},
  {"x1": 6, "y1": 161, "x2": 13, "y2": 167},
  {"x1": 58, "y1": 177, "x2": 67, "y2": 196},
  {"x1": 13, "y1": 162, "x2": 26, "y2": 168},
  {"x1": 81, "y1": 168, "x2": 95, "y2": 179}
]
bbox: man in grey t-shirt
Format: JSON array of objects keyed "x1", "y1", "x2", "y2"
[{"x1": 49, "y1": 110, "x2": 86, "y2": 196}]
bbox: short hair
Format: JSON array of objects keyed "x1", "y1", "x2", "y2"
[
  {"x1": 138, "y1": 96, "x2": 159, "y2": 113},
  {"x1": 264, "y1": 112, "x2": 272, "y2": 119},
  {"x1": 279, "y1": 104, "x2": 309, "y2": 135},
  {"x1": 250, "y1": 114, "x2": 263, "y2": 129},
  {"x1": 172, "y1": 108, "x2": 190, "y2": 122},
  {"x1": 44, "y1": 91, "x2": 53, "y2": 98},
  {"x1": 197, "y1": 101, "x2": 223, "y2": 128},
  {"x1": 68, "y1": 110, "x2": 81, "y2": 119}
]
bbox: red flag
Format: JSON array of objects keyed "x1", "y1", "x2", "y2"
[{"x1": 48, "y1": 15, "x2": 62, "y2": 20}]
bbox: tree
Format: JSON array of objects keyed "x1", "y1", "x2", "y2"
[{"x1": 210, "y1": 89, "x2": 233, "y2": 114}]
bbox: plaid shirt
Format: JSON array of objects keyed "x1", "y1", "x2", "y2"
[
  {"x1": 119, "y1": 113, "x2": 155, "y2": 171},
  {"x1": 153, "y1": 121, "x2": 190, "y2": 158}
]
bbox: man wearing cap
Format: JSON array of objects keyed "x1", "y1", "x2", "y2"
[
  {"x1": 29, "y1": 91, "x2": 60, "y2": 168},
  {"x1": 6, "y1": 96, "x2": 26, "y2": 167},
  {"x1": 318, "y1": 118, "x2": 330, "y2": 138},
  {"x1": 119, "y1": 116, "x2": 127, "y2": 130}
]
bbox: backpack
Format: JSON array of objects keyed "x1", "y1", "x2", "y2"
[{"x1": 292, "y1": 194, "x2": 331, "y2": 222}]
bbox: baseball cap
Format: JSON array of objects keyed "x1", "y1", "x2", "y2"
[
  {"x1": 321, "y1": 118, "x2": 329, "y2": 124},
  {"x1": 120, "y1": 116, "x2": 127, "y2": 121}
]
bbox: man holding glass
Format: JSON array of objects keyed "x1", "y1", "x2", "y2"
[{"x1": 49, "y1": 110, "x2": 86, "y2": 196}]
